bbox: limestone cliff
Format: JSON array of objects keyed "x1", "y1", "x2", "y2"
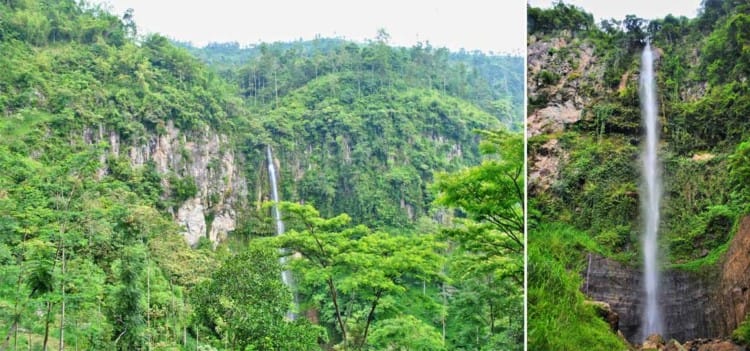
[
  {"x1": 527, "y1": 34, "x2": 601, "y2": 194},
  {"x1": 84, "y1": 121, "x2": 247, "y2": 246}
]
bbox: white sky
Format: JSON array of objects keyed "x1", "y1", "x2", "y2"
[
  {"x1": 527, "y1": 0, "x2": 703, "y2": 22},
  {"x1": 94, "y1": 0, "x2": 526, "y2": 55}
]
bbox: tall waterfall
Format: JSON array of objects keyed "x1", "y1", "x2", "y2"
[
  {"x1": 640, "y1": 41, "x2": 663, "y2": 339},
  {"x1": 267, "y1": 145, "x2": 297, "y2": 320}
]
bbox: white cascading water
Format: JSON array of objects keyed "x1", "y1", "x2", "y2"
[
  {"x1": 267, "y1": 145, "x2": 298, "y2": 320},
  {"x1": 640, "y1": 41, "x2": 663, "y2": 339}
]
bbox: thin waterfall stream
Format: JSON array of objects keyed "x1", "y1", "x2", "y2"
[
  {"x1": 640, "y1": 41, "x2": 663, "y2": 339},
  {"x1": 267, "y1": 145, "x2": 298, "y2": 320}
]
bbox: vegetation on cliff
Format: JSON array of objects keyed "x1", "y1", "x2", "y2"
[
  {"x1": 0, "y1": 0, "x2": 523, "y2": 350},
  {"x1": 529, "y1": 0, "x2": 750, "y2": 349}
]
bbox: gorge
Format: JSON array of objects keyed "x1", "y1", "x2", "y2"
[
  {"x1": 0, "y1": 1, "x2": 525, "y2": 349},
  {"x1": 528, "y1": 1, "x2": 750, "y2": 349}
]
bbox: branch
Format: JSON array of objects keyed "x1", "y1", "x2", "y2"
[{"x1": 359, "y1": 289, "x2": 383, "y2": 349}]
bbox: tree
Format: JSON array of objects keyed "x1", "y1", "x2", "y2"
[
  {"x1": 433, "y1": 129, "x2": 524, "y2": 272},
  {"x1": 369, "y1": 315, "x2": 445, "y2": 351},
  {"x1": 271, "y1": 202, "x2": 444, "y2": 349},
  {"x1": 112, "y1": 245, "x2": 146, "y2": 351},
  {"x1": 432, "y1": 129, "x2": 524, "y2": 349},
  {"x1": 192, "y1": 243, "x2": 320, "y2": 350},
  {"x1": 623, "y1": 15, "x2": 646, "y2": 48}
]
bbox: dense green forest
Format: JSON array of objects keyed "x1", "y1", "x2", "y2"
[
  {"x1": 528, "y1": 1, "x2": 750, "y2": 349},
  {"x1": 0, "y1": 0, "x2": 524, "y2": 350}
]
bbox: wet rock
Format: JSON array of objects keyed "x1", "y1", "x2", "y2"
[
  {"x1": 642, "y1": 334, "x2": 665, "y2": 350},
  {"x1": 683, "y1": 339, "x2": 744, "y2": 351},
  {"x1": 583, "y1": 254, "x2": 720, "y2": 343},
  {"x1": 664, "y1": 339, "x2": 687, "y2": 351},
  {"x1": 586, "y1": 300, "x2": 620, "y2": 332},
  {"x1": 717, "y1": 216, "x2": 750, "y2": 337}
]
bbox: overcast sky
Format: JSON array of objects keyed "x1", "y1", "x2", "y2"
[
  {"x1": 94, "y1": 0, "x2": 526, "y2": 55},
  {"x1": 527, "y1": 0, "x2": 703, "y2": 22}
]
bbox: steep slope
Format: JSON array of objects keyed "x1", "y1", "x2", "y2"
[
  {"x1": 529, "y1": 1, "x2": 750, "y2": 348},
  {"x1": 0, "y1": 1, "x2": 524, "y2": 350},
  {"x1": 206, "y1": 38, "x2": 524, "y2": 230},
  {"x1": 263, "y1": 73, "x2": 499, "y2": 227},
  {"x1": 0, "y1": 1, "x2": 260, "y2": 349}
]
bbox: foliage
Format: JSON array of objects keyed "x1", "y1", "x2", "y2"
[
  {"x1": 433, "y1": 130, "x2": 524, "y2": 349},
  {"x1": 732, "y1": 313, "x2": 750, "y2": 346},
  {"x1": 190, "y1": 38, "x2": 525, "y2": 129},
  {"x1": 0, "y1": 0, "x2": 235, "y2": 349},
  {"x1": 528, "y1": 223, "x2": 629, "y2": 350},
  {"x1": 368, "y1": 315, "x2": 446, "y2": 351},
  {"x1": 266, "y1": 202, "x2": 444, "y2": 349},
  {"x1": 169, "y1": 174, "x2": 198, "y2": 203},
  {"x1": 112, "y1": 245, "x2": 146, "y2": 350},
  {"x1": 191, "y1": 243, "x2": 320, "y2": 350},
  {"x1": 528, "y1": 0, "x2": 750, "y2": 347},
  {"x1": 527, "y1": 2, "x2": 595, "y2": 36},
  {"x1": 0, "y1": 0, "x2": 524, "y2": 349},
  {"x1": 729, "y1": 141, "x2": 750, "y2": 212},
  {"x1": 259, "y1": 78, "x2": 499, "y2": 228}
]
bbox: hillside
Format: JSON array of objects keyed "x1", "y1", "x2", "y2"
[
  {"x1": 0, "y1": 1, "x2": 524, "y2": 350},
  {"x1": 528, "y1": 1, "x2": 750, "y2": 349}
]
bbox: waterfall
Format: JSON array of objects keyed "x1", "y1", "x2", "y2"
[
  {"x1": 640, "y1": 41, "x2": 663, "y2": 339},
  {"x1": 267, "y1": 145, "x2": 298, "y2": 320}
]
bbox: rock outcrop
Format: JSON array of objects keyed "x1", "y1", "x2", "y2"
[
  {"x1": 643, "y1": 334, "x2": 666, "y2": 350},
  {"x1": 84, "y1": 121, "x2": 247, "y2": 246},
  {"x1": 716, "y1": 216, "x2": 750, "y2": 336},
  {"x1": 584, "y1": 254, "x2": 719, "y2": 343},
  {"x1": 682, "y1": 339, "x2": 744, "y2": 351},
  {"x1": 527, "y1": 34, "x2": 602, "y2": 192},
  {"x1": 586, "y1": 300, "x2": 620, "y2": 332},
  {"x1": 584, "y1": 216, "x2": 750, "y2": 344}
]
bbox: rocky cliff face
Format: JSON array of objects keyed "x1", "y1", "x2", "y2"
[
  {"x1": 527, "y1": 34, "x2": 602, "y2": 193},
  {"x1": 716, "y1": 216, "x2": 750, "y2": 336},
  {"x1": 84, "y1": 121, "x2": 247, "y2": 246},
  {"x1": 585, "y1": 254, "x2": 719, "y2": 343},
  {"x1": 585, "y1": 216, "x2": 750, "y2": 343}
]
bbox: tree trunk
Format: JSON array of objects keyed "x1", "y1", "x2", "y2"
[
  {"x1": 42, "y1": 300, "x2": 53, "y2": 351},
  {"x1": 326, "y1": 278, "x2": 347, "y2": 348},
  {"x1": 441, "y1": 282, "x2": 447, "y2": 343},
  {"x1": 59, "y1": 246, "x2": 66, "y2": 351},
  {"x1": 146, "y1": 256, "x2": 150, "y2": 351},
  {"x1": 274, "y1": 69, "x2": 278, "y2": 108},
  {"x1": 0, "y1": 321, "x2": 18, "y2": 351},
  {"x1": 359, "y1": 289, "x2": 383, "y2": 350}
]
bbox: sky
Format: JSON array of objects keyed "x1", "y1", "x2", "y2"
[
  {"x1": 527, "y1": 0, "x2": 703, "y2": 22},
  {"x1": 94, "y1": 0, "x2": 526, "y2": 55}
]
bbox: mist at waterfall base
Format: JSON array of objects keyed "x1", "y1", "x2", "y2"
[
  {"x1": 640, "y1": 41, "x2": 664, "y2": 340},
  {"x1": 267, "y1": 145, "x2": 298, "y2": 321}
]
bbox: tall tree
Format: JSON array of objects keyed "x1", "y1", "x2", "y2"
[
  {"x1": 272, "y1": 202, "x2": 444, "y2": 349},
  {"x1": 433, "y1": 129, "x2": 524, "y2": 349},
  {"x1": 192, "y1": 243, "x2": 320, "y2": 350}
]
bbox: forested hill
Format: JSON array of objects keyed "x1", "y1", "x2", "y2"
[
  {"x1": 528, "y1": 1, "x2": 750, "y2": 349},
  {"x1": 180, "y1": 35, "x2": 524, "y2": 228},
  {"x1": 179, "y1": 38, "x2": 525, "y2": 130},
  {"x1": 0, "y1": 0, "x2": 524, "y2": 350}
]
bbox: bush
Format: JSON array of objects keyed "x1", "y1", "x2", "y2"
[{"x1": 170, "y1": 174, "x2": 198, "y2": 203}]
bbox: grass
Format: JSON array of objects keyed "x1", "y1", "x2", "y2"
[{"x1": 529, "y1": 222, "x2": 631, "y2": 350}]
